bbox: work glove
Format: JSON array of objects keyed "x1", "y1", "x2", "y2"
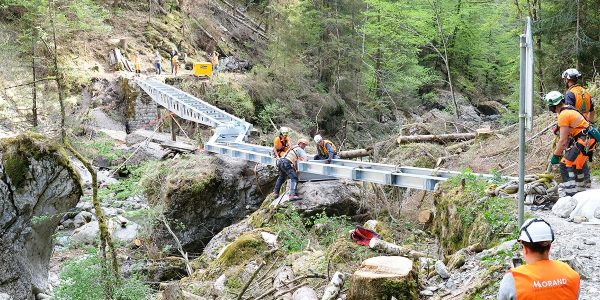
[
  {"x1": 552, "y1": 125, "x2": 560, "y2": 136},
  {"x1": 550, "y1": 154, "x2": 562, "y2": 165}
]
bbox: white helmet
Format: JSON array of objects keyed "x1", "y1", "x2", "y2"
[
  {"x1": 562, "y1": 68, "x2": 582, "y2": 80},
  {"x1": 313, "y1": 134, "x2": 323, "y2": 143},
  {"x1": 517, "y1": 218, "x2": 554, "y2": 243},
  {"x1": 280, "y1": 127, "x2": 290, "y2": 135},
  {"x1": 543, "y1": 91, "x2": 564, "y2": 106}
]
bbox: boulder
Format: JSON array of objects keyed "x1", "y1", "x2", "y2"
[
  {"x1": 434, "y1": 260, "x2": 450, "y2": 279},
  {"x1": 292, "y1": 287, "x2": 318, "y2": 300},
  {"x1": 288, "y1": 180, "x2": 362, "y2": 217},
  {"x1": 146, "y1": 155, "x2": 276, "y2": 253},
  {"x1": 348, "y1": 256, "x2": 417, "y2": 300},
  {"x1": 476, "y1": 101, "x2": 508, "y2": 116},
  {"x1": 73, "y1": 211, "x2": 93, "y2": 228},
  {"x1": 71, "y1": 221, "x2": 100, "y2": 245},
  {"x1": 292, "y1": 251, "x2": 325, "y2": 276},
  {"x1": 201, "y1": 219, "x2": 252, "y2": 262},
  {"x1": 0, "y1": 134, "x2": 82, "y2": 299},
  {"x1": 552, "y1": 196, "x2": 577, "y2": 218},
  {"x1": 570, "y1": 189, "x2": 600, "y2": 221},
  {"x1": 149, "y1": 257, "x2": 188, "y2": 282}
]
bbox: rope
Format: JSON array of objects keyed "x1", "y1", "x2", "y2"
[{"x1": 169, "y1": 114, "x2": 192, "y2": 141}]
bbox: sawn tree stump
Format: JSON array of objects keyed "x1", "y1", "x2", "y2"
[{"x1": 348, "y1": 256, "x2": 418, "y2": 300}]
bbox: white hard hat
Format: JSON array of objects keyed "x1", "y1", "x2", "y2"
[
  {"x1": 280, "y1": 127, "x2": 290, "y2": 135},
  {"x1": 313, "y1": 134, "x2": 323, "y2": 143},
  {"x1": 544, "y1": 91, "x2": 564, "y2": 106},
  {"x1": 517, "y1": 218, "x2": 554, "y2": 243},
  {"x1": 562, "y1": 68, "x2": 582, "y2": 80}
]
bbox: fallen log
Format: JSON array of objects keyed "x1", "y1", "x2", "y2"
[
  {"x1": 369, "y1": 237, "x2": 431, "y2": 258},
  {"x1": 338, "y1": 148, "x2": 372, "y2": 159},
  {"x1": 396, "y1": 130, "x2": 496, "y2": 145},
  {"x1": 321, "y1": 272, "x2": 345, "y2": 300}
]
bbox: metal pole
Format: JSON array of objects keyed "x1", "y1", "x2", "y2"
[{"x1": 518, "y1": 34, "x2": 527, "y2": 228}]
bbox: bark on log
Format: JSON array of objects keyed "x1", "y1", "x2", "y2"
[
  {"x1": 348, "y1": 256, "x2": 417, "y2": 300},
  {"x1": 321, "y1": 272, "x2": 344, "y2": 300},
  {"x1": 369, "y1": 237, "x2": 430, "y2": 258},
  {"x1": 338, "y1": 148, "x2": 372, "y2": 159},
  {"x1": 397, "y1": 132, "x2": 478, "y2": 144}
]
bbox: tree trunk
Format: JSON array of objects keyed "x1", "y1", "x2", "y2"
[
  {"x1": 338, "y1": 148, "x2": 372, "y2": 159},
  {"x1": 348, "y1": 256, "x2": 417, "y2": 300},
  {"x1": 396, "y1": 132, "x2": 485, "y2": 144},
  {"x1": 31, "y1": 26, "x2": 38, "y2": 127}
]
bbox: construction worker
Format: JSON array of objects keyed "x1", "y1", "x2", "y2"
[
  {"x1": 545, "y1": 91, "x2": 597, "y2": 196},
  {"x1": 153, "y1": 50, "x2": 162, "y2": 75},
  {"x1": 497, "y1": 218, "x2": 580, "y2": 300},
  {"x1": 562, "y1": 68, "x2": 594, "y2": 187},
  {"x1": 273, "y1": 127, "x2": 291, "y2": 158},
  {"x1": 273, "y1": 139, "x2": 309, "y2": 200},
  {"x1": 211, "y1": 51, "x2": 219, "y2": 76},
  {"x1": 313, "y1": 134, "x2": 338, "y2": 163}
]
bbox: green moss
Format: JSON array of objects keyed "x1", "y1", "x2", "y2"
[
  {"x1": 122, "y1": 78, "x2": 140, "y2": 118},
  {"x1": 381, "y1": 277, "x2": 418, "y2": 300},
  {"x1": 0, "y1": 133, "x2": 82, "y2": 194},
  {"x1": 433, "y1": 170, "x2": 516, "y2": 255},
  {"x1": 215, "y1": 233, "x2": 266, "y2": 267},
  {"x1": 190, "y1": 174, "x2": 216, "y2": 194}
]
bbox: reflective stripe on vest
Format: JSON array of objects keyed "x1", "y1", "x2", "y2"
[
  {"x1": 511, "y1": 260, "x2": 580, "y2": 300},
  {"x1": 284, "y1": 145, "x2": 300, "y2": 166},
  {"x1": 319, "y1": 140, "x2": 337, "y2": 155},
  {"x1": 569, "y1": 85, "x2": 592, "y2": 113}
]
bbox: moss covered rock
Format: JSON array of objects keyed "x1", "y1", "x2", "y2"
[
  {"x1": 142, "y1": 154, "x2": 276, "y2": 253},
  {"x1": 215, "y1": 233, "x2": 267, "y2": 267},
  {"x1": 433, "y1": 177, "x2": 517, "y2": 256}
]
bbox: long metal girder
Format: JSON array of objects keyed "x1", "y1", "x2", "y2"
[
  {"x1": 137, "y1": 80, "x2": 502, "y2": 191},
  {"x1": 204, "y1": 142, "x2": 446, "y2": 190},
  {"x1": 136, "y1": 79, "x2": 252, "y2": 142}
]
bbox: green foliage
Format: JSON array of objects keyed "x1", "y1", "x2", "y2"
[
  {"x1": 307, "y1": 212, "x2": 353, "y2": 247},
  {"x1": 54, "y1": 250, "x2": 152, "y2": 300},
  {"x1": 205, "y1": 77, "x2": 255, "y2": 120},
  {"x1": 272, "y1": 206, "x2": 309, "y2": 252}
]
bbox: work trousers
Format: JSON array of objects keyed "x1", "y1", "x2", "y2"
[
  {"x1": 559, "y1": 163, "x2": 586, "y2": 197},
  {"x1": 274, "y1": 159, "x2": 298, "y2": 196}
]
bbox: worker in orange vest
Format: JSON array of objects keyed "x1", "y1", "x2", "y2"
[
  {"x1": 273, "y1": 139, "x2": 309, "y2": 200},
  {"x1": 562, "y1": 68, "x2": 594, "y2": 188},
  {"x1": 273, "y1": 127, "x2": 291, "y2": 158},
  {"x1": 313, "y1": 134, "x2": 338, "y2": 163},
  {"x1": 497, "y1": 218, "x2": 580, "y2": 300},
  {"x1": 545, "y1": 91, "x2": 598, "y2": 196}
]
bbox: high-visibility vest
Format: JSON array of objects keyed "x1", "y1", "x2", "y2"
[
  {"x1": 283, "y1": 145, "x2": 301, "y2": 167},
  {"x1": 568, "y1": 85, "x2": 592, "y2": 114},
  {"x1": 511, "y1": 260, "x2": 580, "y2": 300},
  {"x1": 318, "y1": 140, "x2": 337, "y2": 156},
  {"x1": 273, "y1": 136, "x2": 290, "y2": 157}
]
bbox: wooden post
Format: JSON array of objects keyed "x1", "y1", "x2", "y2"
[{"x1": 171, "y1": 116, "x2": 176, "y2": 141}]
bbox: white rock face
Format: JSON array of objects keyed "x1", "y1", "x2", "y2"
[{"x1": 552, "y1": 196, "x2": 577, "y2": 218}]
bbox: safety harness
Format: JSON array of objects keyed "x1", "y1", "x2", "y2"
[{"x1": 561, "y1": 106, "x2": 597, "y2": 159}]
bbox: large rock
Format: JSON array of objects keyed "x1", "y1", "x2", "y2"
[
  {"x1": 0, "y1": 134, "x2": 82, "y2": 299},
  {"x1": 145, "y1": 154, "x2": 276, "y2": 253},
  {"x1": 289, "y1": 180, "x2": 362, "y2": 216},
  {"x1": 348, "y1": 256, "x2": 417, "y2": 300},
  {"x1": 552, "y1": 196, "x2": 577, "y2": 218},
  {"x1": 570, "y1": 190, "x2": 600, "y2": 222}
]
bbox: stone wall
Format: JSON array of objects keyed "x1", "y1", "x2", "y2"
[{"x1": 123, "y1": 78, "x2": 159, "y2": 132}]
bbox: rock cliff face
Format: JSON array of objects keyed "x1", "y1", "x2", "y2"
[
  {"x1": 0, "y1": 134, "x2": 82, "y2": 299},
  {"x1": 145, "y1": 154, "x2": 276, "y2": 253}
]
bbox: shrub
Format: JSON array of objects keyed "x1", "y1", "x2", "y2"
[{"x1": 54, "y1": 250, "x2": 153, "y2": 300}]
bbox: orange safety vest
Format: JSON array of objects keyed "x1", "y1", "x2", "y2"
[
  {"x1": 558, "y1": 107, "x2": 596, "y2": 169},
  {"x1": 283, "y1": 145, "x2": 301, "y2": 167},
  {"x1": 273, "y1": 136, "x2": 290, "y2": 157},
  {"x1": 318, "y1": 140, "x2": 337, "y2": 156},
  {"x1": 511, "y1": 260, "x2": 580, "y2": 300},
  {"x1": 568, "y1": 85, "x2": 592, "y2": 114}
]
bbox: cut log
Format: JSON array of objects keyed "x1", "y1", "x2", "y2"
[
  {"x1": 338, "y1": 148, "x2": 372, "y2": 159},
  {"x1": 348, "y1": 256, "x2": 418, "y2": 300},
  {"x1": 369, "y1": 237, "x2": 430, "y2": 258},
  {"x1": 321, "y1": 271, "x2": 345, "y2": 300},
  {"x1": 397, "y1": 132, "x2": 478, "y2": 144}
]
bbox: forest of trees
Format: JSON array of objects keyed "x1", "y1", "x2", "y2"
[{"x1": 255, "y1": 0, "x2": 600, "y2": 122}]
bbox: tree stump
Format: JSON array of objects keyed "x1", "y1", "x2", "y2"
[{"x1": 348, "y1": 256, "x2": 418, "y2": 300}]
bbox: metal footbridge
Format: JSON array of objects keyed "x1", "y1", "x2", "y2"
[{"x1": 136, "y1": 78, "x2": 486, "y2": 191}]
